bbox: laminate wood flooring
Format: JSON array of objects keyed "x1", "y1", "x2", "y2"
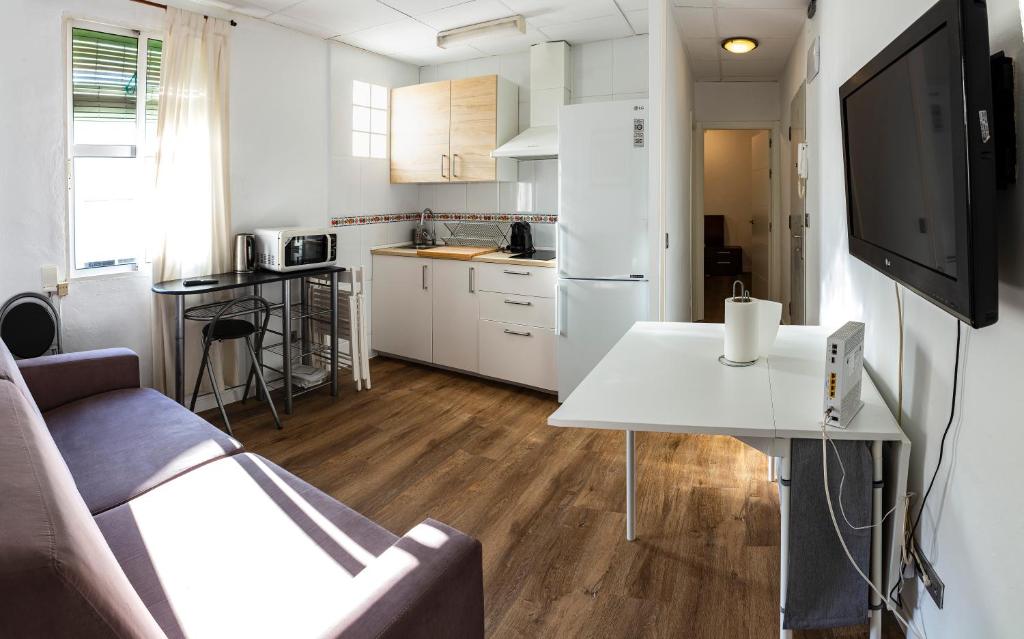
[{"x1": 211, "y1": 357, "x2": 902, "y2": 639}]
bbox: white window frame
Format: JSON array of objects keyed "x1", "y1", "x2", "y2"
[
  {"x1": 65, "y1": 19, "x2": 160, "y2": 278},
  {"x1": 351, "y1": 80, "x2": 388, "y2": 160}
]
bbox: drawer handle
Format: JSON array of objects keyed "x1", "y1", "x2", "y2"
[
  {"x1": 503, "y1": 328, "x2": 532, "y2": 337},
  {"x1": 504, "y1": 299, "x2": 533, "y2": 306},
  {"x1": 503, "y1": 269, "x2": 531, "y2": 276},
  {"x1": 469, "y1": 266, "x2": 476, "y2": 293},
  {"x1": 716, "y1": 261, "x2": 731, "y2": 265}
]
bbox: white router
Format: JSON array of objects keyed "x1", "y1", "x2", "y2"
[{"x1": 824, "y1": 321, "x2": 865, "y2": 429}]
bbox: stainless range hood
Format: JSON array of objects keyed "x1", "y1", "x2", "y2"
[{"x1": 492, "y1": 41, "x2": 571, "y2": 160}]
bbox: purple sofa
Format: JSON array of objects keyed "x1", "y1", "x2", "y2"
[{"x1": 0, "y1": 342, "x2": 483, "y2": 638}]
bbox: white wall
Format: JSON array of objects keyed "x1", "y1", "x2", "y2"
[
  {"x1": 0, "y1": 0, "x2": 331, "y2": 389},
  {"x1": 650, "y1": 0, "x2": 694, "y2": 322},
  {"x1": 805, "y1": 0, "x2": 1024, "y2": 636},
  {"x1": 694, "y1": 81, "x2": 780, "y2": 122}
]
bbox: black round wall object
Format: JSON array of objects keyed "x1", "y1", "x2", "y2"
[{"x1": 1, "y1": 301, "x2": 57, "y2": 358}]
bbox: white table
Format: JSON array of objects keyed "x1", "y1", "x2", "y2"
[{"x1": 548, "y1": 322, "x2": 910, "y2": 639}]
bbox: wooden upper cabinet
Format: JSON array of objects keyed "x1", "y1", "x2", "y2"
[
  {"x1": 390, "y1": 75, "x2": 517, "y2": 184},
  {"x1": 390, "y1": 81, "x2": 451, "y2": 184}
]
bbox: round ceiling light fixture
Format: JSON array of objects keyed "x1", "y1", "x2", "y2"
[{"x1": 721, "y1": 37, "x2": 759, "y2": 54}]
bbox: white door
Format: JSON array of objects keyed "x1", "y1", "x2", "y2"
[
  {"x1": 557, "y1": 278, "x2": 648, "y2": 401},
  {"x1": 558, "y1": 101, "x2": 649, "y2": 279},
  {"x1": 750, "y1": 130, "x2": 772, "y2": 299},
  {"x1": 789, "y1": 84, "x2": 807, "y2": 324},
  {"x1": 432, "y1": 259, "x2": 479, "y2": 372},
  {"x1": 371, "y1": 255, "x2": 432, "y2": 362}
]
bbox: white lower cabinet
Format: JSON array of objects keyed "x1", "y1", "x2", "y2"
[
  {"x1": 371, "y1": 255, "x2": 432, "y2": 362},
  {"x1": 479, "y1": 319, "x2": 557, "y2": 391},
  {"x1": 432, "y1": 260, "x2": 479, "y2": 372},
  {"x1": 372, "y1": 253, "x2": 556, "y2": 391}
]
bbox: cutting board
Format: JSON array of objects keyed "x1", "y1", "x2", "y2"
[{"x1": 417, "y1": 246, "x2": 495, "y2": 260}]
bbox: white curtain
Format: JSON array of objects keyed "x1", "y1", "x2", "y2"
[{"x1": 151, "y1": 8, "x2": 233, "y2": 396}]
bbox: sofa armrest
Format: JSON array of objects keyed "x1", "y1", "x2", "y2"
[
  {"x1": 17, "y1": 348, "x2": 141, "y2": 413},
  {"x1": 331, "y1": 519, "x2": 484, "y2": 639}
]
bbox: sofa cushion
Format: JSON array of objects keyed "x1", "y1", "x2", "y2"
[
  {"x1": 95, "y1": 453, "x2": 399, "y2": 639},
  {"x1": 0, "y1": 380, "x2": 164, "y2": 638},
  {"x1": 45, "y1": 387, "x2": 242, "y2": 514}
]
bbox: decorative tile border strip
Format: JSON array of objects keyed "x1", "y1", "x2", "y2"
[{"x1": 330, "y1": 212, "x2": 557, "y2": 227}]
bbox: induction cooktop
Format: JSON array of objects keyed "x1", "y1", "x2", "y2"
[{"x1": 511, "y1": 250, "x2": 556, "y2": 261}]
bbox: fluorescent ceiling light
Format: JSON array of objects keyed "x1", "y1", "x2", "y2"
[
  {"x1": 721, "y1": 37, "x2": 758, "y2": 54},
  {"x1": 436, "y1": 15, "x2": 525, "y2": 49}
]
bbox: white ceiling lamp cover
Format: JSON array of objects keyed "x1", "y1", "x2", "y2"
[
  {"x1": 492, "y1": 41, "x2": 572, "y2": 160},
  {"x1": 436, "y1": 15, "x2": 526, "y2": 49}
]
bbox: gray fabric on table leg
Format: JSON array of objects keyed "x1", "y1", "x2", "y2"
[{"x1": 784, "y1": 438, "x2": 872, "y2": 630}]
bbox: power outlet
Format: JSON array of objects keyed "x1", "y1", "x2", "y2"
[{"x1": 917, "y1": 551, "x2": 945, "y2": 609}]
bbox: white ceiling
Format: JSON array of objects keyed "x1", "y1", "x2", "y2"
[
  {"x1": 673, "y1": 0, "x2": 806, "y2": 82},
  {"x1": 207, "y1": 0, "x2": 649, "y2": 66},
  {"x1": 199, "y1": 0, "x2": 805, "y2": 79}
]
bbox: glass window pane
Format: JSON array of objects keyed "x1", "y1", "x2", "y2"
[
  {"x1": 352, "y1": 131, "x2": 370, "y2": 157},
  {"x1": 370, "y1": 108, "x2": 386, "y2": 134},
  {"x1": 371, "y1": 84, "x2": 388, "y2": 110},
  {"x1": 352, "y1": 105, "x2": 370, "y2": 133},
  {"x1": 370, "y1": 134, "x2": 386, "y2": 159},
  {"x1": 72, "y1": 157, "x2": 143, "y2": 269},
  {"x1": 72, "y1": 28, "x2": 139, "y2": 146},
  {"x1": 353, "y1": 80, "x2": 370, "y2": 107}
]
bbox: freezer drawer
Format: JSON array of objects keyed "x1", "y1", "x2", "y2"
[
  {"x1": 478, "y1": 291, "x2": 555, "y2": 329},
  {"x1": 479, "y1": 319, "x2": 556, "y2": 391},
  {"x1": 476, "y1": 262, "x2": 556, "y2": 298},
  {"x1": 557, "y1": 278, "x2": 648, "y2": 401}
]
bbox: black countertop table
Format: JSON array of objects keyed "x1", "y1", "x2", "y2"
[{"x1": 153, "y1": 266, "x2": 345, "y2": 414}]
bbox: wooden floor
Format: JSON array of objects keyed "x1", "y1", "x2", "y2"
[{"x1": 214, "y1": 358, "x2": 902, "y2": 639}]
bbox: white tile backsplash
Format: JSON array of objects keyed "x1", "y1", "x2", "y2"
[{"x1": 466, "y1": 183, "x2": 500, "y2": 213}]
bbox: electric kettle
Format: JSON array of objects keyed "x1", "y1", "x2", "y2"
[
  {"x1": 509, "y1": 221, "x2": 534, "y2": 255},
  {"x1": 234, "y1": 233, "x2": 256, "y2": 273}
]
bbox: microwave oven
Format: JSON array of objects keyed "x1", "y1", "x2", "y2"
[{"x1": 253, "y1": 228, "x2": 337, "y2": 273}]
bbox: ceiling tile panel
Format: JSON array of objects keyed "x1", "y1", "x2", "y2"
[
  {"x1": 688, "y1": 58, "x2": 721, "y2": 81},
  {"x1": 684, "y1": 37, "x2": 721, "y2": 60},
  {"x1": 501, "y1": 0, "x2": 619, "y2": 27},
  {"x1": 468, "y1": 25, "x2": 549, "y2": 56},
  {"x1": 380, "y1": 0, "x2": 473, "y2": 14},
  {"x1": 264, "y1": 12, "x2": 341, "y2": 39},
  {"x1": 537, "y1": 14, "x2": 633, "y2": 43},
  {"x1": 338, "y1": 16, "x2": 438, "y2": 56},
  {"x1": 281, "y1": 0, "x2": 405, "y2": 36},
  {"x1": 673, "y1": 7, "x2": 716, "y2": 38},
  {"x1": 715, "y1": 8, "x2": 805, "y2": 39},
  {"x1": 720, "y1": 57, "x2": 787, "y2": 78},
  {"x1": 625, "y1": 9, "x2": 648, "y2": 35},
  {"x1": 417, "y1": 0, "x2": 518, "y2": 31}
]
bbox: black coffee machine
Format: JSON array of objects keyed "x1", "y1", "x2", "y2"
[{"x1": 509, "y1": 221, "x2": 534, "y2": 255}]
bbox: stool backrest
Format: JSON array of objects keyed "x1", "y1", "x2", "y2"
[{"x1": 0, "y1": 293, "x2": 62, "y2": 359}]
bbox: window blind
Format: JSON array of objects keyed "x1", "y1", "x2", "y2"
[
  {"x1": 145, "y1": 38, "x2": 161, "y2": 123},
  {"x1": 71, "y1": 28, "x2": 138, "y2": 121}
]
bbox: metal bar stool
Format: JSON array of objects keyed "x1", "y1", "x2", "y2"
[{"x1": 189, "y1": 296, "x2": 281, "y2": 435}]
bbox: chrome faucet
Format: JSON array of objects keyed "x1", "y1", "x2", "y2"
[{"x1": 414, "y1": 208, "x2": 434, "y2": 247}]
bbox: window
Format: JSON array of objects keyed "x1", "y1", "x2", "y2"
[
  {"x1": 352, "y1": 80, "x2": 387, "y2": 159},
  {"x1": 68, "y1": 23, "x2": 161, "y2": 273}
]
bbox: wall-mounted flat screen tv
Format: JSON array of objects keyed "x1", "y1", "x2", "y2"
[{"x1": 840, "y1": 0, "x2": 998, "y2": 328}]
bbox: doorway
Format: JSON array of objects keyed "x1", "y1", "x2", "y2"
[{"x1": 695, "y1": 127, "x2": 777, "y2": 322}]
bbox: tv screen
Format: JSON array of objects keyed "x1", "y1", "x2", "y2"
[{"x1": 840, "y1": 0, "x2": 998, "y2": 327}]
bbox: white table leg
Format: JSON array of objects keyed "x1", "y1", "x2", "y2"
[
  {"x1": 779, "y1": 439, "x2": 792, "y2": 639},
  {"x1": 626, "y1": 429, "x2": 636, "y2": 541},
  {"x1": 870, "y1": 440, "x2": 883, "y2": 639}
]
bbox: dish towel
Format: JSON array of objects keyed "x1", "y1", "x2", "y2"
[{"x1": 783, "y1": 438, "x2": 872, "y2": 629}]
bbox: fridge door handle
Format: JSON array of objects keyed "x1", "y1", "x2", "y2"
[
  {"x1": 557, "y1": 223, "x2": 566, "y2": 278},
  {"x1": 557, "y1": 281, "x2": 567, "y2": 337}
]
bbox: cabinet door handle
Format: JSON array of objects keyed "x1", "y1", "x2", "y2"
[
  {"x1": 422, "y1": 264, "x2": 428, "y2": 290},
  {"x1": 469, "y1": 266, "x2": 475, "y2": 293},
  {"x1": 452, "y1": 153, "x2": 459, "y2": 179},
  {"x1": 557, "y1": 281, "x2": 567, "y2": 337},
  {"x1": 441, "y1": 154, "x2": 447, "y2": 179},
  {"x1": 503, "y1": 269, "x2": 530, "y2": 276},
  {"x1": 504, "y1": 299, "x2": 532, "y2": 306},
  {"x1": 504, "y1": 328, "x2": 532, "y2": 337}
]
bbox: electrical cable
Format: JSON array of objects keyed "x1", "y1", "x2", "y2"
[{"x1": 820, "y1": 408, "x2": 928, "y2": 639}]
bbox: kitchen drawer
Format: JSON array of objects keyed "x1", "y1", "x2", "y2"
[
  {"x1": 705, "y1": 245, "x2": 742, "y2": 276},
  {"x1": 476, "y1": 262, "x2": 555, "y2": 298},
  {"x1": 478, "y1": 291, "x2": 555, "y2": 329},
  {"x1": 479, "y1": 319, "x2": 556, "y2": 391}
]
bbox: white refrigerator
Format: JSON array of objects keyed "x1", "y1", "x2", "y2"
[{"x1": 557, "y1": 100, "x2": 650, "y2": 401}]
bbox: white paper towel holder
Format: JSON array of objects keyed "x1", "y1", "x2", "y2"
[{"x1": 719, "y1": 281, "x2": 758, "y2": 367}]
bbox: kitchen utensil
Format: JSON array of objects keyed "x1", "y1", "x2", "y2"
[{"x1": 234, "y1": 233, "x2": 256, "y2": 273}]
